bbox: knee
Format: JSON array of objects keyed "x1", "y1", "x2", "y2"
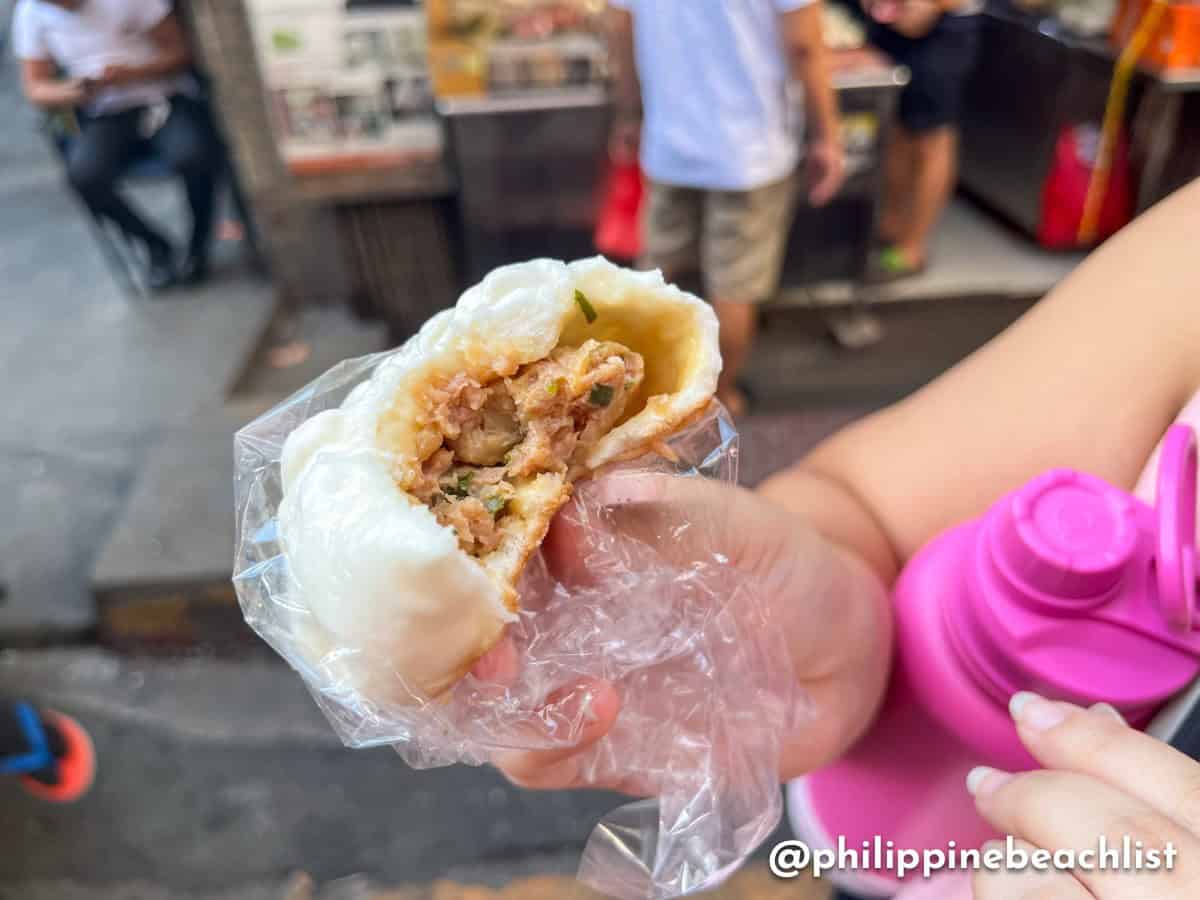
[
  {"x1": 166, "y1": 135, "x2": 222, "y2": 178},
  {"x1": 66, "y1": 152, "x2": 116, "y2": 198}
]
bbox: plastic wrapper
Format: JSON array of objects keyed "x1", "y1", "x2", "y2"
[{"x1": 233, "y1": 349, "x2": 807, "y2": 899}]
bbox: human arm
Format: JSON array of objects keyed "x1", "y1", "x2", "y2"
[
  {"x1": 20, "y1": 58, "x2": 88, "y2": 110},
  {"x1": 92, "y1": 12, "x2": 192, "y2": 88},
  {"x1": 766, "y1": 179, "x2": 1200, "y2": 569},
  {"x1": 12, "y1": 6, "x2": 87, "y2": 110},
  {"x1": 780, "y1": 3, "x2": 845, "y2": 204},
  {"x1": 605, "y1": 4, "x2": 641, "y2": 162},
  {"x1": 493, "y1": 179, "x2": 1200, "y2": 790}
]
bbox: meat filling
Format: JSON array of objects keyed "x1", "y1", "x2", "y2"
[{"x1": 413, "y1": 340, "x2": 645, "y2": 556}]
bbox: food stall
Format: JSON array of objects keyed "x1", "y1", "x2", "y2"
[
  {"x1": 441, "y1": 54, "x2": 908, "y2": 287},
  {"x1": 189, "y1": 0, "x2": 908, "y2": 332},
  {"x1": 433, "y1": 0, "x2": 908, "y2": 286},
  {"x1": 959, "y1": 0, "x2": 1200, "y2": 243}
]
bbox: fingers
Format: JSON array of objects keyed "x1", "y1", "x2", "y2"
[
  {"x1": 807, "y1": 154, "x2": 846, "y2": 207},
  {"x1": 1009, "y1": 692, "x2": 1200, "y2": 838},
  {"x1": 492, "y1": 680, "x2": 620, "y2": 790},
  {"x1": 809, "y1": 169, "x2": 838, "y2": 207},
  {"x1": 970, "y1": 764, "x2": 1199, "y2": 899},
  {"x1": 469, "y1": 636, "x2": 519, "y2": 685},
  {"x1": 967, "y1": 696, "x2": 1200, "y2": 900},
  {"x1": 542, "y1": 473, "x2": 734, "y2": 588},
  {"x1": 972, "y1": 839, "x2": 1093, "y2": 900}
]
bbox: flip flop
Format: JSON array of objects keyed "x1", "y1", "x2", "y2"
[{"x1": 869, "y1": 246, "x2": 928, "y2": 283}]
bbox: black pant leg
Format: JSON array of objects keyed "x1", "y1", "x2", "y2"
[
  {"x1": 66, "y1": 111, "x2": 168, "y2": 250},
  {"x1": 150, "y1": 95, "x2": 224, "y2": 258}
]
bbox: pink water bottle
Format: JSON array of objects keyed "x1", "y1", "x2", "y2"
[{"x1": 790, "y1": 424, "x2": 1200, "y2": 897}]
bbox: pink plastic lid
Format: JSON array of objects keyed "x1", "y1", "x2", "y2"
[
  {"x1": 994, "y1": 469, "x2": 1138, "y2": 601},
  {"x1": 954, "y1": 424, "x2": 1200, "y2": 719},
  {"x1": 1156, "y1": 424, "x2": 1197, "y2": 630}
]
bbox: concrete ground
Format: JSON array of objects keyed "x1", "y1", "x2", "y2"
[
  {"x1": 779, "y1": 196, "x2": 1084, "y2": 308},
  {"x1": 0, "y1": 40, "x2": 277, "y2": 639},
  {"x1": 1, "y1": 30, "x2": 1056, "y2": 897}
]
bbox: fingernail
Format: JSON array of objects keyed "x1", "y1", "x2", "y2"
[
  {"x1": 590, "y1": 474, "x2": 663, "y2": 508},
  {"x1": 1090, "y1": 702, "x2": 1127, "y2": 724},
  {"x1": 1009, "y1": 691, "x2": 1068, "y2": 731},
  {"x1": 966, "y1": 766, "x2": 1012, "y2": 797}
]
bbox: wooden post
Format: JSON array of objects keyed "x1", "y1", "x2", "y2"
[{"x1": 185, "y1": 0, "x2": 354, "y2": 309}]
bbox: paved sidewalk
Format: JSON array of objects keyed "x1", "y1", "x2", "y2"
[
  {"x1": 0, "y1": 46, "x2": 275, "y2": 639},
  {"x1": 0, "y1": 649, "x2": 805, "y2": 893}
]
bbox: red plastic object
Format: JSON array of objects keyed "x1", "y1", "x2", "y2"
[
  {"x1": 594, "y1": 160, "x2": 644, "y2": 262},
  {"x1": 20, "y1": 711, "x2": 96, "y2": 803},
  {"x1": 1112, "y1": 0, "x2": 1200, "y2": 72},
  {"x1": 1038, "y1": 124, "x2": 1135, "y2": 249}
]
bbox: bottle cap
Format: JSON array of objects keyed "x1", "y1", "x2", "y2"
[
  {"x1": 996, "y1": 469, "x2": 1138, "y2": 601},
  {"x1": 1156, "y1": 424, "x2": 1197, "y2": 630}
]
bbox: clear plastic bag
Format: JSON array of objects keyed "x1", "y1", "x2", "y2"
[{"x1": 233, "y1": 349, "x2": 807, "y2": 899}]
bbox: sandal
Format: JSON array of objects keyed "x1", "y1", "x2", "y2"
[{"x1": 869, "y1": 246, "x2": 928, "y2": 283}]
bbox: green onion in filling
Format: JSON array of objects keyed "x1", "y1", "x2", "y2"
[
  {"x1": 589, "y1": 384, "x2": 614, "y2": 407},
  {"x1": 574, "y1": 289, "x2": 598, "y2": 324}
]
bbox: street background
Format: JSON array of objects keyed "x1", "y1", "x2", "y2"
[{"x1": 0, "y1": 20, "x2": 1039, "y2": 898}]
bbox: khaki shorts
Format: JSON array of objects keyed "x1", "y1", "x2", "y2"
[{"x1": 638, "y1": 174, "x2": 798, "y2": 303}]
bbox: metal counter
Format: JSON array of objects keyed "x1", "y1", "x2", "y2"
[
  {"x1": 960, "y1": 3, "x2": 1200, "y2": 236},
  {"x1": 439, "y1": 87, "x2": 611, "y2": 283},
  {"x1": 440, "y1": 53, "x2": 909, "y2": 286}
]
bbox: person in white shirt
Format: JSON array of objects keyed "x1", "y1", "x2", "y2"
[
  {"x1": 607, "y1": 0, "x2": 845, "y2": 415},
  {"x1": 13, "y1": 0, "x2": 224, "y2": 289}
]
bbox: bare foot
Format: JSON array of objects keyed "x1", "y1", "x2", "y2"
[{"x1": 717, "y1": 384, "x2": 748, "y2": 417}]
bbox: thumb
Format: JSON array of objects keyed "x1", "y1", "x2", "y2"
[{"x1": 492, "y1": 679, "x2": 621, "y2": 789}]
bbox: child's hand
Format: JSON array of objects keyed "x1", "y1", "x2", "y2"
[
  {"x1": 970, "y1": 692, "x2": 1200, "y2": 899},
  {"x1": 479, "y1": 473, "x2": 892, "y2": 793}
]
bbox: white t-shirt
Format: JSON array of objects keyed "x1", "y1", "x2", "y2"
[
  {"x1": 610, "y1": 0, "x2": 813, "y2": 192},
  {"x1": 11, "y1": 0, "x2": 192, "y2": 115}
]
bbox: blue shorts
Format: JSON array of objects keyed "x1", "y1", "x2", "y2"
[{"x1": 867, "y1": 12, "x2": 981, "y2": 133}]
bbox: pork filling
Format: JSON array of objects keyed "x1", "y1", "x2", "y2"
[{"x1": 412, "y1": 340, "x2": 645, "y2": 556}]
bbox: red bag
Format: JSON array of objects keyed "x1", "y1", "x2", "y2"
[
  {"x1": 594, "y1": 160, "x2": 644, "y2": 262},
  {"x1": 1038, "y1": 123, "x2": 1135, "y2": 250}
]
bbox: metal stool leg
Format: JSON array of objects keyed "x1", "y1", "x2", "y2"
[{"x1": 87, "y1": 213, "x2": 147, "y2": 299}]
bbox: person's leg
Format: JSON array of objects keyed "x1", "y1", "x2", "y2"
[
  {"x1": 878, "y1": 124, "x2": 915, "y2": 245},
  {"x1": 713, "y1": 300, "x2": 757, "y2": 416},
  {"x1": 890, "y1": 125, "x2": 957, "y2": 266},
  {"x1": 150, "y1": 95, "x2": 224, "y2": 281},
  {"x1": 66, "y1": 111, "x2": 172, "y2": 254},
  {"x1": 876, "y1": 15, "x2": 980, "y2": 274},
  {"x1": 703, "y1": 175, "x2": 798, "y2": 415}
]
